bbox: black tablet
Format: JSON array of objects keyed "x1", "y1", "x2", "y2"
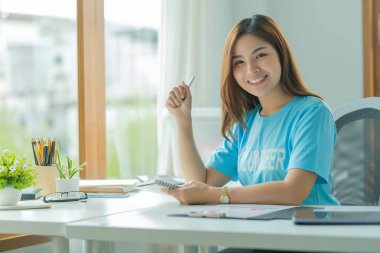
[{"x1": 293, "y1": 210, "x2": 380, "y2": 225}]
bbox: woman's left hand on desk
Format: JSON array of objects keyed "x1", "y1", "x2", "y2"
[{"x1": 161, "y1": 181, "x2": 221, "y2": 205}]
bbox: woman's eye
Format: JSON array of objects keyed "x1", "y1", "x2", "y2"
[
  {"x1": 256, "y1": 53, "x2": 267, "y2": 59},
  {"x1": 234, "y1": 60, "x2": 243, "y2": 66}
]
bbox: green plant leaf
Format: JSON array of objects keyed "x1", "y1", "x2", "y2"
[
  {"x1": 53, "y1": 152, "x2": 87, "y2": 179},
  {"x1": 0, "y1": 150, "x2": 36, "y2": 190}
]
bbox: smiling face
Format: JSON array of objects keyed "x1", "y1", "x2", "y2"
[{"x1": 232, "y1": 34, "x2": 283, "y2": 100}]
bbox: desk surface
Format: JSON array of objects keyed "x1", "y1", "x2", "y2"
[
  {"x1": 67, "y1": 200, "x2": 380, "y2": 253},
  {"x1": 0, "y1": 190, "x2": 168, "y2": 237},
  {"x1": 1, "y1": 189, "x2": 380, "y2": 253}
]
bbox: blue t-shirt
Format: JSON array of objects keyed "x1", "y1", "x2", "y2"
[{"x1": 207, "y1": 96, "x2": 339, "y2": 205}]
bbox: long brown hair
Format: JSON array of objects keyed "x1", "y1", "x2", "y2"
[{"x1": 220, "y1": 14, "x2": 321, "y2": 141}]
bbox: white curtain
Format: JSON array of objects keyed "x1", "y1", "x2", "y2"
[{"x1": 156, "y1": 0, "x2": 234, "y2": 176}]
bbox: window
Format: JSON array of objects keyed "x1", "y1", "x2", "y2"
[
  {"x1": 104, "y1": 0, "x2": 161, "y2": 178},
  {"x1": 0, "y1": 0, "x2": 78, "y2": 160}
]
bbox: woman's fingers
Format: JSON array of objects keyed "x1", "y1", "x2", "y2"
[
  {"x1": 182, "y1": 181, "x2": 192, "y2": 187},
  {"x1": 166, "y1": 85, "x2": 186, "y2": 106},
  {"x1": 169, "y1": 90, "x2": 181, "y2": 106},
  {"x1": 172, "y1": 86, "x2": 184, "y2": 101},
  {"x1": 169, "y1": 94, "x2": 181, "y2": 107},
  {"x1": 166, "y1": 97, "x2": 177, "y2": 108},
  {"x1": 171, "y1": 82, "x2": 189, "y2": 101},
  {"x1": 180, "y1": 82, "x2": 191, "y2": 101},
  {"x1": 161, "y1": 188, "x2": 183, "y2": 203},
  {"x1": 165, "y1": 81, "x2": 192, "y2": 111},
  {"x1": 160, "y1": 188, "x2": 169, "y2": 193},
  {"x1": 179, "y1": 82, "x2": 187, "y2": 101}
]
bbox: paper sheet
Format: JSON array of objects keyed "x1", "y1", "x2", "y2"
[
  {"x1": 0, "y1": 200, "x2": 51, "y2": 210},
  {"x1": 171, "y1": 204, "x2": 295, "y2": 219}
]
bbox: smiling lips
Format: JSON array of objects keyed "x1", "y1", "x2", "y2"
[{"x1": 247, "y1": 75, "x2": 268, "y2": 87}]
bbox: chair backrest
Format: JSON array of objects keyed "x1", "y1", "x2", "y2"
[{"x1": 332, "y1": 97, "x2": 380, "y2": 206}]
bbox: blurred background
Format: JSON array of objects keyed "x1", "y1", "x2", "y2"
[{"x1": 0, "y1": 0, "x2": 368, "y2": 179}]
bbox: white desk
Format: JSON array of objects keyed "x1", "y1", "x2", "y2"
[
  {"x1": 67, "y1": 200, "x2": 380, "y2": 253},
  {"x1": 0, "y1": 191, "x2": 170, "y2": 253},
  {"x1": 1, "y1": 189, "x2": 380, "y2": 253}
]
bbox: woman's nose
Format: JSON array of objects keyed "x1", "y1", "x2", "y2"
[{"x1": 246, "y1": 62, "x2": 259, "y2": 75}]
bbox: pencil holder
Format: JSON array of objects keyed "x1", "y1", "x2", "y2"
[{"x1": 34, "y1": 166, "x2": 60, "y2": 196}]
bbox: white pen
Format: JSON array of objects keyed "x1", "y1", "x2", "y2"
[
  {"x1": 187, "y1": 75, "x2": 195, "y2": 88},
  {"x1": 180, "y1": 76, "x2": 195, "y2": 102},
  {"x1": 189, "y1": 211, "x2": 227, "y2": 218}
]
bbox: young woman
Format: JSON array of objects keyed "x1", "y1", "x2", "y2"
[{"x1": 164, "y1": 14, "x2": 339, "y2": 206}]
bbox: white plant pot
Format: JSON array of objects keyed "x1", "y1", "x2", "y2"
[
  {"x1": 55, "y1": 178, "x2": 80, "y2": 192},
  {"x1": 0, "y1": 187, "x2": 22, "y2": 206}
]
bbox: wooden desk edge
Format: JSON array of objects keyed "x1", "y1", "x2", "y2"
[{"x1": 0, "y1": 234, "x2": 52, "y2": 252}]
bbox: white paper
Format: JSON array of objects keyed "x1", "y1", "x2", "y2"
[
  {"x1": 0, "y1": 200, "x2": 51, "y2": 210},
  {"x1": 185, "y1": 204, "x2": 295, "y2": 219}
]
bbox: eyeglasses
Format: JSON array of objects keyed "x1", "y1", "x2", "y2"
[{"x1": 43, "y1": 191, "x2": 88, "y2": 203}]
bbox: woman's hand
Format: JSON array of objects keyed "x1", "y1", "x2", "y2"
[
  {"x1": 161, "y1": 181, "x2": 220, "y2": 205},
  {"x1": 165, "y1": 82, "x2": 192, "y2": 123}
]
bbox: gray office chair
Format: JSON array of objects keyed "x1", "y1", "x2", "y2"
[
  {"x1": 332, "y1": 97, "x2": 380, "y2": 206},
  {"x1": 220, "y1": 99, "x2": 380, "y2": 253}
]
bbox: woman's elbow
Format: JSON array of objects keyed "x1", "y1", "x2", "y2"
[
  {"x1": 286, "y1": 189, "x2": 310, "y2": 206},
  {"x1": 282, "y1": 184, "x2": 310, "y2": 205}
]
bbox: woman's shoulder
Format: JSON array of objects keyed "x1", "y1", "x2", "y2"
[
  {"x1": 295, "y1": 96, "x2": 333, "y2": 119},
  {"x1": 296, "y1": 96, "x2": 333, "y2": 114}
]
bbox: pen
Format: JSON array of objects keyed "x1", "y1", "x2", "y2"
[
  {"x1": 189, "y1": 211, "x2": 227, "y2": 218},
  {"x1": 49, "y1": 139, "x2": 56, "y2": 165},
  {"x1": 180, "y1": 76, "x2": 195, "y2": 102},
  {"x1": 42, "y1": 143, "x2": 48, "y2": 166},
  {"x1": 187, "y1": 75, "x2": 195, "y2": 88},
  {"x1": 38, "y1": 138, "x2": 43, "y2": 162},
  {"x1": 54, "y1": 143, "x2": 59, "y2": 164},
  {"x1": 31, "y1": 138, "x2": 39, "y2": 165}
]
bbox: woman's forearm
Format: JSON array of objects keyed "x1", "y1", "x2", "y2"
[
  {"x1": 201, "y1": 168, "x2": 316, "y2": 205},
  {"x1": 227, "y1": 182, "x2": 303, "y2": 205},
  {"x1": 176, "y1": 117, "x2": 207, "y2": 182}
]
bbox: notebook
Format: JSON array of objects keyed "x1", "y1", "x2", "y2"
[
  {"x1": 293, "y1": 209, "x2": 380, "y2": 225},
  {"x1": 154, "y1": 175, "x2": 184, "y2": 189},
  {"x1": 79, "y1": 179, "x2": 138, "y2": 193},
  {"x1": 136, "y1": 175, "x2": 184, "y2": 189},
  {"x1": 0, "y1": 200, "x2": 51, "y2": 210}
]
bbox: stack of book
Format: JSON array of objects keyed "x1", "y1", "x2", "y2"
[
  {"x1": 21, "y1": 188, "x2": 43, "y2": 201},
  {"x1": 79, "y1": 179, "x2": 138, "y2": 198}
]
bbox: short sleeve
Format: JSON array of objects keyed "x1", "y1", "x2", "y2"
[
  {"x1": 288, "y1": 103, "x2": 336, "y2": 184},
  {"x1": 206, "y1": 124, "x2": 241, "y2": 181}
]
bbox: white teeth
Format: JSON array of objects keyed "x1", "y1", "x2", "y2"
[{"x1": 248, "y1": 76, "x2": 265, "y2": 84}]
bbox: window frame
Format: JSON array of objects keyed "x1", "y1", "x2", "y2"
[
  {"x1": 362, "y1": 0, "x2": 380, "y2": 97},
  {"x1": 77, "y1": 0, "x2": 106, "y2": 179}
]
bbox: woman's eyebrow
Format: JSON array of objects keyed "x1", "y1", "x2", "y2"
[
  {"x1": 252, "y1": 46, "x2": 267, "y2": 55},
  {"x1": 232, "y1": 46, "x2": 267, "y2": 60}
]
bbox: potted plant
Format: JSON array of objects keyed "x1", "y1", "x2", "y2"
[
  {"x1": 54, "y1": 152, "x2": 87, "y2": 192},
  {"x1": 0, "y1": 150, "x2": 36, "y2": 205}
]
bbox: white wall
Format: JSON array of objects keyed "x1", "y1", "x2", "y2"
[{"x1": 205, "y1": 0, "x2": 363, "y2": 110}]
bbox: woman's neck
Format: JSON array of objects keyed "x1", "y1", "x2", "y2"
[{"x1": 259, "y1": 88, "x2": 295, "y2": 116}]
